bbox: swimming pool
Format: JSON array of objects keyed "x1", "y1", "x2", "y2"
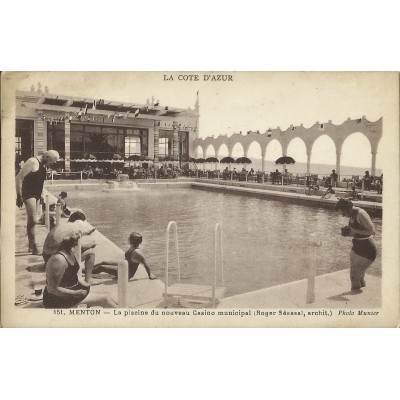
[{"x1": 66, "y1": 188, "x2": 382, "y2": 297}]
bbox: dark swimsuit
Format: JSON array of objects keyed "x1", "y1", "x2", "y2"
[
  {"x1": 125, "y1": 248, "x2": 140, "y2": 279},
  {"x1": 349, "y1": 208, "x2": 377, "y2": 261},
  {"x1": 43, "y1": 251, "x2": 90, "y2": 309},
  {"x1": 22, "y1": 157, "x2": 46, "y2": 201}
]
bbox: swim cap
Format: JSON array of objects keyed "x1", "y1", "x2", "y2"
[
  {"x1": 335, "y1": 198, "x2": 353, "y2": 211},
  {"x1": 43, "y1": 150, "x2": 60, "y2": 162}
]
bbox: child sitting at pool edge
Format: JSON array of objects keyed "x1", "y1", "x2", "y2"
[{"x1": 93, "y1": 232, "x2": 157, "y2": 280}]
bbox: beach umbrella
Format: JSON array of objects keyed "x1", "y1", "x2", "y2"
[
  {"x1": 236, "y1": 157, "x2": 251, "y2": 164},
  {"x1": 195, "y1": 158, "x2": 206, "y2": 170},
  {"x1": 205, "y1": 157, "x2": 219, "y2": 171},
  {"x1": 236, "y1": 156, "x2": 252, "y2": 173},
  {"x1": 275, "y1": 156, "x2": 295, "y2": 181},
  {"x1": 220, "y1": 156, "x2": 235, "y2": 163},
  {"x1": 220, "y1": 156, "x2": 235, "y2": 170},
  {"x1": 275, "y1": 156, "x2": 295, "y2": 165}
]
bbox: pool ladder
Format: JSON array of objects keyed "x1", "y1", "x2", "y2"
[{"x1": 164, "y1": 221, "x2": 226, "y2": 308}]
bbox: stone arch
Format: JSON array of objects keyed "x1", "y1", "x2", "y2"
[
  {"x1": 340, "y1": 132, "x2": 372, "y2": 177},
  {"x1": 205, "y1": 144, "x2": 216, "y2": 158},
  {"x1": 310, "y1": 134, "x2": 336, "y2": 171},
  {"x1": 217, "y1": 143, "x2": 229, "y2": 158},
  {"x1": 247, "y1": 140, "x2": 262, "y2": 159},
  {"x1": 194, "y1": 145, "x2": 204, "y2": 158},
  {"x1": 231, "y1": 142, "x2": 244, "y2": 158},
  {"x1": 287, "y1": 137, "x2": 307, "y2": 173},
  {"x1": 264, "y1": 139, "x2": 283, "y2": 173},
  {"x1": 246, "y1": 141, "x2": 263, "y2": 171}
]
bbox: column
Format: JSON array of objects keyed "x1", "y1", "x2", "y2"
[
  {"x1": 153, "y1": 121, "x2": 160, "y2": 163},
  {"x1": 306, "y1": 153, "x2": 311, "y2": 175},
  {"x1": 64, "y1": 120, "x2": 71, "y2": 171},
  {"x1": 35, "y1": 114, "x2": 44, "y2": 155},
  {"x1": 336, "y1": 152, "x2": 341, "y2": 176},
  {"x1": 261, "y1": 148, "x2": 266, "y2": 172},
  {"x1": 172, "y1": 121, "x2": 179, "y2": 159},
  {"x1": 371, "y1": 152, "x2": 377, "y2": 176}
]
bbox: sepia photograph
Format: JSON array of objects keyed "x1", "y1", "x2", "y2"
[{"x1": 1, "y1": 71, "x2": 399, "y2": 327}]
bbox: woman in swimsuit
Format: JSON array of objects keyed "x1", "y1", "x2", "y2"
[
  {"x1": 43, "y1": 232, "x2": 117, "y2": 308},
  {"x1": 335, "y1": 198, "x2": 377, "y2": 291},
  {"x1": 92, "y1": 232, "x2": 157, "y2": 280}
]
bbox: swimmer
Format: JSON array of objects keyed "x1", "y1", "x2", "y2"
[
  {"x1": 93, "y1": 232, "x2": 157, "y2": 280},
  {"x1": 335, "y1": 198, "x2": 377, "y2": 291}
]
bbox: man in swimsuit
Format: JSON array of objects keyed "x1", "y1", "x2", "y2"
[
  {"x1": 43, "y1": 231, "x2": 117, "y2": 309},
  {"x1": 16, "y1": 150, "x2": 60, "y2": 255},
  {"x1": 92, "y1": 232, "x2": 157, "y2": 280},
  {"x1": 335, "y1": 198, "x2": 377, "y2": 291}
]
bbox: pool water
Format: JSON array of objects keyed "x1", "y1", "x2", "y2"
[{"x1": 67, "y1": 188, "x2": 382, "y2": 297}]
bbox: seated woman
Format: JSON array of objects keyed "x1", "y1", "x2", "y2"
[
  {"x1": 321, "y1": 185, "x2": 336, "y2": 199},
  {"x1": 93, "y1": 232, "x2": 157, "y2": 280},
  {"x1": 43, "y1": 232, "x2": 117, "y2": 309}
]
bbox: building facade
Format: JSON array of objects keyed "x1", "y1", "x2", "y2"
[{"x1": 15, "y1": 85, "x2": 200, "y2": 171}]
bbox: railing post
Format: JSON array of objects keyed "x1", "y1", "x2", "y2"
[
  {"x1": 45, "y1": 194, "x2": 50, "y2": 231},
  {"x1": 55, "y1": 203, "x2": 62, "y2": 226},
  {"x1": 118, "y1": 260, "x2": 129, "y2": 307},
  {"x1": 307, "y1": 234, "x2": 322, "y2": 304},
  {"x1": 76, "y1": 236, "x2": 83, "y2": 278},
  {"x1": 80, "y1": 171, "x2": 83, "y2": 183}
]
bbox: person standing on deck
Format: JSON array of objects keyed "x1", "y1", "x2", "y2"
[
  {"x1": 15, "y1": 150, "x2": 59, "y2": 255},
  {"x1": 330, "y1": 169, "x2": 338, "y2": 187},
  {"x1": 335, "y1": 198, "x2": 377, "y2": 291}
]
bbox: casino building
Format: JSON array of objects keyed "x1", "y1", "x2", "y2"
[{"x1": 15, "y1": 83, "x2": 200, "y2": 171}]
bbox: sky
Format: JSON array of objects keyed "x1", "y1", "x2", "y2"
[{"x1": 9, "y1": 71, "x2": 398, "y2": 169}]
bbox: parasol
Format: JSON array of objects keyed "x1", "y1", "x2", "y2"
[{"x1": 275, "y1": 156, "x2": 295, "y2": 165}]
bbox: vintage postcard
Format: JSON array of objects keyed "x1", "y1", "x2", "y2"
[{"x1": 1, "y1": 71, "x2": 399, "y2": 327}]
